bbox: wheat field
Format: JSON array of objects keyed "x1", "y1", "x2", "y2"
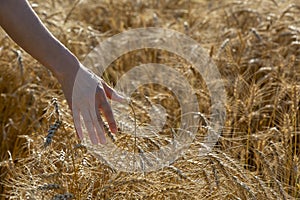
[{"x1": 0, "y1": 0, "x2": 300, "y2": 199}]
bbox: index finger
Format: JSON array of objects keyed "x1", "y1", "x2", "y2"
[{"x1": 96, "y1": 88, "x2": 117, "y2": 134}]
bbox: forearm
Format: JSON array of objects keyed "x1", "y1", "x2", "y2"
[{"x1": 0, "y1": 0, "x2": 79, "y2": 80}]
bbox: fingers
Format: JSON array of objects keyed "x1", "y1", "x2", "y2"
[
  {"x1": 71, "y1": 66, "x2": 125, "y2": 145},
  {"x1": 82, "y1": 110, "x2": 99, "y2": 145},
  {"x1": 101, "y1": 80, "x2": 127, "y2": 103},
  {"x1": 96, "y1": 86, "x2": 118, "y2": 134},
  {"x1": 74, "y1": 106, "x2": 107, "y2": 145},
  {"x1": 73, "y1": 85, "x2": 118, "y2": 145},
  {"x1": 73, "y1": 109, "x2": 83, "y2": 140},
  {"x1": 92, "y1": 106, "x2": 107, "y2": 144}
]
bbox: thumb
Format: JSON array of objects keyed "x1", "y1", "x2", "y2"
[{"x1": 101, "y1": 80, "x2": 128, "y2": 103}]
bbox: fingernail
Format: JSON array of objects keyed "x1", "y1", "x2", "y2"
[{"x1": 110, "y1": 127, "x2": 117, "y2": 134}]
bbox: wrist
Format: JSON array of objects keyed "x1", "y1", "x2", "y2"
[
  {"x1": 53, "y1": 53, "x2": 81, "y2": 108},
  {"x1": 50, "y1": 50, "x2": 80, "y2": 83}
]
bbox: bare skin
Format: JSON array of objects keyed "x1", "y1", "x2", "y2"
[{"x1": 0, "y1": 0, "x2": 124, "y2": 144}]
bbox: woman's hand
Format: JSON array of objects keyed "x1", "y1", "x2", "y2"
[
  {"x1": 59, "y1": 63, "x2": 125, "y2": 145},
  {"x1": 0, "y1": 0, "x2": 125, "y2": 145}
]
